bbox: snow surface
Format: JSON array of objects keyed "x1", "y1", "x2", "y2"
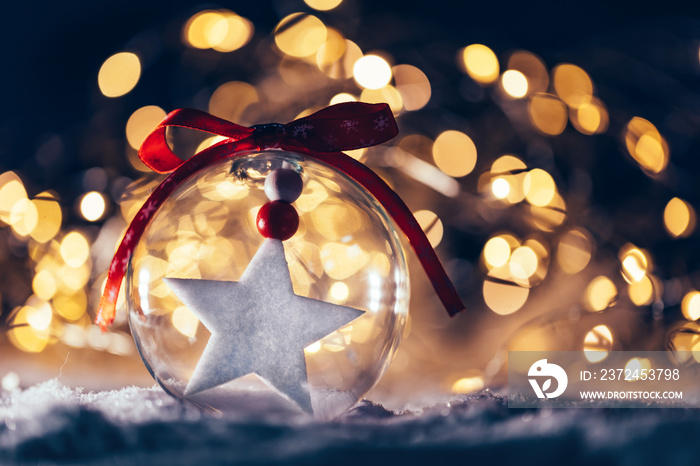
[{"x1": 2, "y1": 380, "x2": 700, "y2": 465}]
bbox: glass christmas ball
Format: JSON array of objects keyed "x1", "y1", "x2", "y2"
[{"x1": 127, "y1": 150, "x2": 409, "y2": 419}]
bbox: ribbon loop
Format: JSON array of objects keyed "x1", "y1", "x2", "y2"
[{"x1": 97, "y1": 102, "x2": 464, "y2": 330}]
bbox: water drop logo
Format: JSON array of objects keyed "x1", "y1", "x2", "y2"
[{"x1": 528, "y1": 359, "x2": 568, "y2": 399}]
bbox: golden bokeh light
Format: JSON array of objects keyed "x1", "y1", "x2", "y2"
[
  {"x1": 354, "y1": 55, "x2": 392, "y2": 90},
  {"x1": 10, "y1": 198, "x2": 38, "y2": 237},
  {"x1": 8, "y1": 305, "x2": 51, "y2": 353},
  {"x1": 414, "y1": 210, "x2": 444, "y2": 248},
  {"x1": 491, "y1": 177, "x2": 510, "y2": 199},
  {"x1": 552, "y1": 63, "x2": 593, "y2": 108},
  {"x1": 172, "y1": 306, "x2": 199, "y2": 338},
  {"x1": 212, "y1": 12, "x2": 254, "y2": 52},
  {"x1": 432, "y1": 130, "x2": 477, "y2": 178},
  {"x1": 682, "y1": 291, "x2": 700, "y2": 321},
  {"x1": 80, "y1": 191, "x2": 107, "y2": 222},
  {"x1": 53, "y1": 291, "x2": 87, "y2": 321},
  {"x1": 624, "y1": 117, "x2": 669, "y2": 175},
  {"x1": 584, "y1": 325, "x2": 613, "y2": 363},
  {"x1": 460, "y1": 44, "x2": 499, "y2": 84},
  {"x1": 184, "y1": 10, "x2": 226, "y2": 49},
  {"x1": 584, "y1": 276, "x2": 617, "y2": 312},
  {"x1": 330, "y1": 281, "x2": 349, "y2": 302},
  {"x1": 275, "y1": 13, "x2": 327, "y2": 58},
  {"x1": 304, "y1": 0, "x2": 343, "y2": 10},
  {"x1": 330, "y1": 93, "x2": 357, "y2": 105},
  {"x1": 529, "y1": 192, "x2": 567, "y2": 232},
  {"x1": 126, "y1": 106, "x2": 167, "y2": 150},
  {"x1": 98, "y1": 52, "x2": 141, "y2": 98},
  {"x1": 523, "y1": 168, "x2": 556, "y2": 206},
  {"x1": 507, "y1": 51, "x2": 548, "y2": 95},
  {"x1": 619, "y1": 245, "x2": 648, "y2": 283},
  {"x1": 26, "y1": 301, "x2": 53, "y2": 331},
  {"x1": 30, "y1": 194, "x2": 62, "y2": 243},
  {"x1": 360, "y1": 85, "x2": 403, "y2": 113},
  {"x1": 501, "y1": 70, "x2": 528, "y2": 98},
  {"x1": 320, "y1": 243, "x2": 369, "y2": 280},
  {"x1": 209, "y1": 81, "x2": 259, "y2": 123},
  {"x1": 571, "y1": 99, "x2": 608, "y2": 135},
  {"x1": 60, "y1": 232, "x2": 90, "y2": 268},
  {"x1": 484, "y1": 236, "x2": 512, "y2": 268},
  {"x1": 483, "y1": 278, "x2": 529, "y2": 315},
  {"x1": 32, "y1": 269, "x2": 57, "y2": 301},
  {"x1": 556, "y1": 228, "x2": 592, "y2": 274},
  {"x1": 664, "y1": 197, "x2": 696, "y2": 238},
  {"x1": 0, "y1": 173, "x2": 28, "y2": 225},
  {"x1": 628, "y1": 275, "x2": 654, "y2": 306},
  {"x1": 319, "y1": 39, "x2": 363, "y2": 79},
  {"x1": 490, "y1": 155, "x2": 527, "y2": 204},
  {"x1": 393, "y1": 64, "x2": 431, "y2": 111},
  {"x1": 528, "y1": 93, "x2": 568, "y2": 136},
  {"x1": 316, "y1": 27, "x2": 346, "y2": 68},
  {"x1": 509, "y1": 246, "x2": 538, "y2": 280}
]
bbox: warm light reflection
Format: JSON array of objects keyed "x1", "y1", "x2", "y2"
[
  {"x1": 509, "y1": 246, "x2": 538, "y2": 280},
  {"x1": 275, "y1": 13, "x2": 327, "y2": 57},
  {"x1": 432, "y1": 130, "x2": 477, "y2": 178},
  {"x1": 30, "y1": 194, "x2": 62, "y2": 243},
  {"x1": 330, "y1": 282, "x2": 349, "y2": 302},
  {"x1": 528, "y1": 93, "x2": 568, "y2": 136},
  {"x1": 502, "y1": 70, "x2": 528, "y2": 98},
  {"x1": 460, "y1": 44, "x2": 499, "y2": 84},
  {"x1": 629, "y1": 275, "x2": 654, "y2": 306},
  {"x1": 360, "y1": 85, "x2": 403, "y2": 113},
  {"x1": 60, "y1": 232, "x2": 90, "y2": 268},
  {"x1": 483, "y1": 278, "x2": 529, "y2": 315},
  {"x1": 556, "y1": 228, "x2": 592, "y2": 274},
  {"x1": 172, "y1": 306, "x2": 199, "y2": 337},
  {"x1": 619, "y1": 245, "x2": 648, "y2": 283},
  {"x1": 126, "y1": 106, "x2": 167, "y2": 150},
  {"x1": 664, "y1": 197, "x2": 696, "y2": 238},
  {"x1": 330, "y1": 93, "x2": 357, "y2": 105},
  {"x1": 507, "y1": 51, "x2": 548, "y2": 95},
  {"x1": 484, "y1": 236, "x2": 511, "y2": 268},
  {"x1": 585, "y1": 276, "x2": 617, "y2": 312},
  {"x1": 10, "y1": 198, "x2": 38, "y2": 237},
  {"x1": 304, "y1": 0, "x2": 343, "y2": 12},
  {"x1": 209, "y1": 81, "x2": 259, "y2": 122},
  {"x1": 213, "y1": 12, "x2": 254, "y2": 52},
  {"x1": 451, "y1": 374, "x2": 485, "y2": 393},
  {"x1": 523, "y1": 169, "x2": 556, "y2": 206},
  {"x1": 553, "y1": 63, "x2": 593, "y2": 108},
  {"x1": 393, "y1": 64, "x2": 431, "y2": 111},
  {"x1": 491, "y1": 177, "x2": 510, "y2": 199},
  {"x1": 98, "y1": 52, "x2": 141, "y2": 98},
  {"x1": 584, "y1": 325, "x2": 613, "y2": 362},
  {"x1": 80, "y1": 191, "x2": 107, "y2": 222},
  {"x1": 624, "y1": 117, "x2": 669, "y2": 174},
  {"x1": 316, "y1": 27, "x2": 346, "y2": 68},
  {"x1": 571, "y1": 99, "x2": 608, "y2": 135},
  {"x1": 354, "y1": 55, "x2": 392, "y2": 90},
  {"x1": 0, "y1": 173, "x2": 28, "y2": 225},
  {"x1": 682, "y1": 291, "x2": 700, "y2": 321},
  {"x1": 414, "y1": 210, "x2": 443, "y2": 248}
]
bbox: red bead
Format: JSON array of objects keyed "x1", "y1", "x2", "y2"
[{"x1": 256, "y1": 201, "x2": 299, "y2": 240}]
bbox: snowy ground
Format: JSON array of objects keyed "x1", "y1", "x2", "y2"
[{"x1": 2, "y1": 380, "x2": 700, "y2": 465}]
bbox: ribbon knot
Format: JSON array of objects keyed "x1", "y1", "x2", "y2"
[{"x1": 97, "y1": 102, "x2": 464, "y2": 330}]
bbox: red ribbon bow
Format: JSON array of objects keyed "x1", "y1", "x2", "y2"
[{"x1": 97, "y1": 102, "x2": 464, "y2": 330}]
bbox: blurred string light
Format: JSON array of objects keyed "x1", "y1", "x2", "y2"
[
  {"x1": 98, "y1": 52, "x2": 141, "y2": 97},
  {"x1": 183, "y1": 10, "x2": 253, "y2": 52}
]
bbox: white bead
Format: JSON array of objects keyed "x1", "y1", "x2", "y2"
[{"x1": 264, "y1": 168, "x2": 303, "y2": 202}]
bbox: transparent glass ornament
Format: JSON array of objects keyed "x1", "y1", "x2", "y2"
[{"x1": 127, "y1": 150, "x2": 409, "y2": 419}]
